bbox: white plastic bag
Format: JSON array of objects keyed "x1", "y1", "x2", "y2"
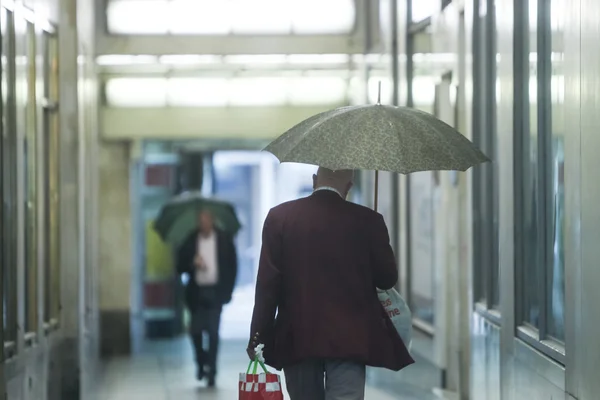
[{"x1": 377, "y1": 288, "x2": 413, "y2": 350}]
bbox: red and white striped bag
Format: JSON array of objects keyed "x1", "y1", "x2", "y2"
[{"x1": 239, "y1": 369, "x2": 284, "y2": 400}]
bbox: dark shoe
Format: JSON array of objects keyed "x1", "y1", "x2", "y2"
[
  {"x1": 196, "y1": 367, "x2": 205, "y2": 381},
  {"x1": 207, "y1": 376, "x2": 216, "y2": 387}
]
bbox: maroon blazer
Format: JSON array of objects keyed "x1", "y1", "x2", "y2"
[{"x1": 250, "y1": 189, "x2": 414, "y2": 371}]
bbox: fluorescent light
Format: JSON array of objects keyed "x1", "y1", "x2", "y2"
[
  {"x1": 166, "y1": 78, "x2": 229, "y2": 106},
  {"x1": 159, "y1": 55, "x2": 222, "y2": 65},
  {"x1": 96, "y1": 55, "x2": 158, "y2": 66},
  {"x1": 287, "y1": 54, "x2": 350, "y2": 64},
  {"x1": 291, "y1": 0, "x2": 355, "y2": 34},
  {"x1": 107, "y1": 0, "x2": 169, "y2": 34},
  {"x1": 288, "y1": 77, "x2": 347, "y2": 105},
  {"x1": 106, "y1": 76, "x2": 354, "y2": 107},
  {"x1": 106, "y1": 0, "x2": 357, "y2": 36},
  {"x1": 228, "y1": 77, "x2": 287, "y2": 106},
  {"x1": 105, "y1": 78, "x2": 168, "y2": 107},
  {"x1": 224, "y1": 55, "x2": 288, "y2": 65},
  {"x1": 230, "y1": 0, "x2": 292, "y2": 34},
  {"x1": 169, "y1": 0, "x2": 230, "y2": 34}
]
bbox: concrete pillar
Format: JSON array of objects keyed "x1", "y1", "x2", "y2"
[{"x1": 98, "y1": 142, "x2": 132, "y2": 357}]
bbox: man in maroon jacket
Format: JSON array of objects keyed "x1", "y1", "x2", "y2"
[{"x1": 248, "y1": 167, "x2": 414, "y2": 400}]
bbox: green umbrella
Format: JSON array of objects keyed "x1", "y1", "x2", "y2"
[
  {"x1": 153, "y1": 191, "x2": 241, "y2": 249},
  {"x1": 264, "y1": 102, "x2": 490, "y2": 210}
]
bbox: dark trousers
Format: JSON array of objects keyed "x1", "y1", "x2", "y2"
[
  {"x1": 284, "y1": 360, "x2": 366, "y2": 400},
  {"x1": 190, "y1": 304, "x2": 223, "y2": 377}
]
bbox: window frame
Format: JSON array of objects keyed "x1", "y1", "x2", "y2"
[
  {"x1": 513, "y1": 0, "x2": 565, "y2": 363},
  {"x1": 471, "y1": 0, "x2": 501, "y2": 322}
]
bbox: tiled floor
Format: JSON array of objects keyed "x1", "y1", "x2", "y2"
[{"x1": 95, "y1": 337, "x2": 440, "y2": 400}]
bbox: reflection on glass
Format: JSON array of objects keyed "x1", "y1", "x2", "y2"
[
  {"x1": 548, "y1": 0, "x2": 565, "y2": 342},
  {"x1": 522, "y1": 0, "x2": 540, "y2": 328}
]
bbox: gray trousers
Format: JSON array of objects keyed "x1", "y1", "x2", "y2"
[{"x1": 284, "y1": 360, "x2": 366, "y2": 400}]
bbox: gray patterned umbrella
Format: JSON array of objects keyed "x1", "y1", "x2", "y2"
[{"x1": 264, "y1": 104, "x2": 490, "y2": 175}]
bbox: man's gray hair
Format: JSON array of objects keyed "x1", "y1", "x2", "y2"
[{"x1": 316, "y1": 167, "x2": 355, "y2": 184}]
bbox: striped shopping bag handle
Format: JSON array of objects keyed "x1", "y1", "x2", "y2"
[{"x1": 246, "y1": 357, "x2": 269, "y2": 375}]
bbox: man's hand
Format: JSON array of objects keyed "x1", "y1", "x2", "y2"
[
  {"x1": 194, "y1": 255, "x2": 206, "y2": 270},
  {"x1": 246, "y1": 332, "x2": 260, "y2": 360}
]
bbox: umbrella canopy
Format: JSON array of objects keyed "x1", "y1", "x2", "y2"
[
  {"x1": 264, "y1": 104, "x2": 490, "y2": 174},
  {"x1": 153, "y1": 191, "x2": 241, "y2": 249}
]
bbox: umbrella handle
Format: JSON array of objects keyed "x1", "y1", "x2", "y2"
[{"x1": 374, "y1": 170, "x2": 379, "y2": 212}]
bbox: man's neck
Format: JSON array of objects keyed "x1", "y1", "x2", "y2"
[{"x1": 314, "y1": 186, "x2": 344, "y2": 198}]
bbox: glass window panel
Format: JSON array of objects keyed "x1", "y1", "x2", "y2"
[
  {"x1": 166, "y1": 78, "x2": 228, "y2": 107},
  {"x1": 168, "y1": 0, "x2": 230, "y2": 35},
  {"x1": 2, "y1": 9, "x2": 17, "y2": 343},
  {"x1": 43, "y1": 33, "x2": 60, "y2": 322},
  {"x1": 1, "y1": 6, "x2": 7, "y2": 339},
  {"x1": 105, "y1": 78, "x2": 167, "y2": 107},
  {"x1": 290, "y1": 0, "x2": 355, "y2": 34},
  {"x1": 24, "y1": 21, "x2": 37, "y2": 333},
  {"x1": 471, "y1": 0, "x2": 499, "y2": 309},
  {"x1": 107, "y1": 0, "x2": 169, "y2": 34},
  {"x1": 412, "y1": 76, "x2": 437, "y2": 108},
  {"x1": 490, "y1": 5, "x2": 500, "y2": 308},
  {"x1": 411, "y1": 0, "x2": 439, "y2": 22},
  {"x1": 228, "y1": 78, "x2": 287, "y2": 106},
  {"x1": 409, "y1": 171, "x2": 436, "y2": 326},
  {"x1": 287, "y1": 77, "x2": 346, "y2": 105},
  {"x1": 547, "y1": 0, "x2": 565, "y2": 342},
  {"x1": 231, "y1": 0, "x2": 292, "y2": 34},
  {"x1": 521, "y1": 0, "x2": 540, "y2": 329}
]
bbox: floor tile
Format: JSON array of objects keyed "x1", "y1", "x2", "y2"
[{"x1": 96, "y1": 337, "x2": 436, "y2": 400}]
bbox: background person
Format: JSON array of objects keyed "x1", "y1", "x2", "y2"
[{"x1": 177, "y1": 210, "x2": 238, "y2": 387}]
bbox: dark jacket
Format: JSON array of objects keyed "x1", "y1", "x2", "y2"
[
  {"x1": 250, "y1": 190, "x2": 414, "y2": 371},
  {"x1": 177, "y1": 229, "x2": 238, "y2": 312}
]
